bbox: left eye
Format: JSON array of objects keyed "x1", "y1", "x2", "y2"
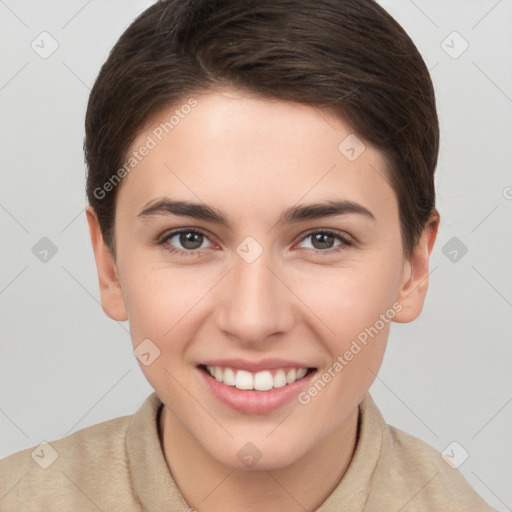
[{"x1": 298, "y1": 231, "x2": 349, "y2": 251}]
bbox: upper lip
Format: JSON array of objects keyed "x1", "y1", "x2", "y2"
[{"x1": 200, "y1": 358, "x2": 314, "y2": 373}]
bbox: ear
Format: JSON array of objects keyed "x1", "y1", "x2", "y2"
[
  {"x1": 86, "y1": 206, "x2": 128, "y2": 321},
  {"x1": 393, "y1": 212, "x2": 440, "y2": 323}
]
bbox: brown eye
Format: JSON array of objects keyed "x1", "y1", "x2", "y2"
[
  {"x1": 298, "y1": 230, "x2": 352, "y2": 252},
  {"x1": 311, "y1": 233, "x2": 336, "y2": 250},
  {"x1": 161, "y1": 229, "x2": 213, "y2": 253},
  {"x1": 179, "y1": 231, "x2": 204, "y2": 250}
]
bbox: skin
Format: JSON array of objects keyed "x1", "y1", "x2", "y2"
[{"x1": 87, "y1": 89, "x2": 438, "y2": 512}]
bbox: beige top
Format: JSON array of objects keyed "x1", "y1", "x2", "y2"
[{"x1": 0, "y1": 392, "x2": 495, "y2": 511}]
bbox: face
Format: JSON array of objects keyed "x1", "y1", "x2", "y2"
[{"x1": 88, "y1": 89, "x2": 436, "y2": 470}]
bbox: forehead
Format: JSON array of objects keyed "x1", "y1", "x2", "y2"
[{"x1": 116, "y1": 89, "x2": 397, "y2": 222}]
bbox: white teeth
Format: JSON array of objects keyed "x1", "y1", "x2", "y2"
[
  {"x1": 205, "y1": 365, "x2": 309, "y2": 391},
  {"x1": 296, "y1": 368, "x2": 308, "y2": 379},
  {"x1": 235, "y1": 370, "x2": 253, "y2": 390},
  {"x1": 223, "y1": 367, "x2": 236, "y2": 386},
  {"x1": 286, "y1": 369, "x2": 296, "y2": 384},
  {"x1": 254, "y1": 370, "x2": 273, "y2": 391},
  {"x1": 273, "y1": 369, "x2": 287, "y2": 388}
]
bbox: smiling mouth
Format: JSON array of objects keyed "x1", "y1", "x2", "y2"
[{"x1": 199, "y1": 364, "x2": 316, "y2": 391}]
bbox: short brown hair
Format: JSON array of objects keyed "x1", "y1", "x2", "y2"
[{"x1": 85, "y1": 0, "x2": 439, "y2": 258}]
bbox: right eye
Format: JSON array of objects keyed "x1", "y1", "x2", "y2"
[{"x1": 159, "y1": 228, "x2": 215, "y2": 257}]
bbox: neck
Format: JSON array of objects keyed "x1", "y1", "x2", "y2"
[{"x1": 159, "y1": 406, "x2": 359, "y2": 512}]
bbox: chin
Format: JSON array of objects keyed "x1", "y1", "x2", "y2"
[{"x1": 204, "y1": 435, "x2": 310, "y2": 472}]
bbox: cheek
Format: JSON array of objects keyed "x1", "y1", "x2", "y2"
[
  {"x1": 291, "y1": 259, "x2": 402, "y2": 345},
  {"x1": 293, "y1": 264, "x2": 400, "y2": 422},
  {"x1": 120, "y1": 265, "x2": 213, "y2": 393},
  {"x1": 120, "y1": 260, "x2": 218, "y2": 348}
]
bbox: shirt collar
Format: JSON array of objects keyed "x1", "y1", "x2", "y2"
[
  {"x1": 126, "y1": 391, "x2": 384, "y2": 511},
  {"x1": 316, "y1": 393, "x2": 384, "y2": 510},
  {"x1": 126, "y1": 392, "x2": 191, "y2": 511}
]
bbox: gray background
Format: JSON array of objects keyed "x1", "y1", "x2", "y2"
[{"x1": 1, "y1": 0, "x2": 511, "y2": 509}]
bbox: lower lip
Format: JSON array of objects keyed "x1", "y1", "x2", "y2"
[{"x1": 199, "y1": 367, "x2": 317, "y2": 414}]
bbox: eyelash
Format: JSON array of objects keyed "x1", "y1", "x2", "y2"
[{"x1": 157, "y1": 227, "x2": 354, "y2": 259}]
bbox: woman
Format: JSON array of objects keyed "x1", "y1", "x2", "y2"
[{"x1": 0, "y1": 0, "x2": 496, "y2": 510}]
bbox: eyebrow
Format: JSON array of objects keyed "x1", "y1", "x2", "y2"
[{"x1": 137, "y1": 198, "x2": 375, "y2": 227}]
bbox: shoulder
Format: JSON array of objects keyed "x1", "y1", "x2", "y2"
[
  {"x1": 368, "y1": 411, "x2": 496, "y2": 511},
  {"x1": 0, "y1": 410, "x2": 139, "y2": 511}
]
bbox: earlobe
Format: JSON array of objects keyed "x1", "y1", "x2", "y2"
[
  {"x1": 86, "y1": 206, "x2": 128, "y2": 322},
  {"x1": 394, "y1": 213, "x2": 440, "y2": 323}
]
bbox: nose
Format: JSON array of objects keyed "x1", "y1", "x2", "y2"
[{"x1": 215, "y1": 251, "x2": 296, "y2": 346}]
